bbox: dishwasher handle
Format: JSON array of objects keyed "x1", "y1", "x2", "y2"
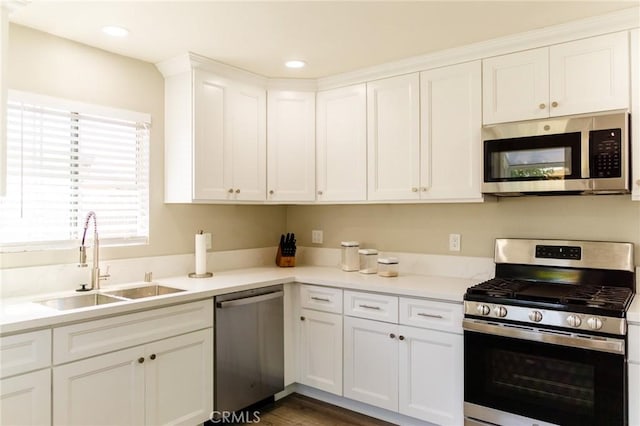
[{"x1": 216, "y1": 290, "x2": 284, "y2": 309}]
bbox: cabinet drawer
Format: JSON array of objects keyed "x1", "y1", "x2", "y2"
[
  {"x1": 629, "y1": 324, "x2": 640, "y2": 363},
  {"x1": 399, "y1": 297, "x2": 463, "y2": 334},
  {"x1": 344, "y1": 291, "x2": 398, "y2": 323},
  {"x1": 0, "y1": 329, "x2": 51, "y2": 379},
  {"x1": 53, "y1": 299, "x2": 213, "y2": 365},
  {"x1": 300, "y1": 285, "x2": 343, "y2": 314}
]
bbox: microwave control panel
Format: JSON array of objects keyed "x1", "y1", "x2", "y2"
[{"x1": 589, "y1": 129, "x2": 622, "y2": 178}]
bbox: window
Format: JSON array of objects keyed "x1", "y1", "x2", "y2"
[{"x1": 0, "y1": 91, "x2": 150, "y2": 251}]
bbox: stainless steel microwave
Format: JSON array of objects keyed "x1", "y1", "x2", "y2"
[{"x1": 482, "y1": 111, "x2": 630, "y2": 196}]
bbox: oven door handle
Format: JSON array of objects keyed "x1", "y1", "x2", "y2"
[{"x1": 462, "y1": 319, "x2": 625, "y2": 355}]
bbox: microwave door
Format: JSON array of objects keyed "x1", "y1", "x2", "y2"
[{"x1": 498, "y1": 148, "x2": 573, "y2": 180}]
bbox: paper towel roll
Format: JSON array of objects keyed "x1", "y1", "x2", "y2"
[{"x1": 195, "y1": 234, "x2": 207, "y2": 275}]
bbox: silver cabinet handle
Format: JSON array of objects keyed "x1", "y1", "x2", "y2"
[
  {"x1": 150, "y1": 354, "x2": 156, "y2": 360},
  {"x1": 269, "y1": 190, "x2": 274, "y2": 195},
  {"x1": 300, "y1": 316, "x2": 305, "y2": 321},
  {"x1": 311, "y1": 296, "x2": 331, "y2": 302},
  {"x1": 235, "y1": 189, "x2": 240, "y2": 194},
  {"x1": 411, "y1": 187, "x2": 418, "y2": 192},
  {"x1": 399, "y1": 335, "x2": 405, "y2": 341},
  {"x1": 417, "y1": 313, "x2": 443, "y2": 319},
  {"x1": 551, "y1": 101, "x2": 558, "y2": 108},
  {"x1": 389, "y1": 333, "x2": 396, "y2": 339},
  {"x1": 138, "y1": 357, "x2": 145, "y2": 364},
  {"x1": 228, "y1": 188, "x2": 234, "y2": 193},
  {"x1": 317, "y1": 190, "x2": 323, "y2": 195},
  {"x1": 539, "y1": 103, "x2": 546, "y2": 109},
  {"x1": 359, "y1": 304, "x2": 381, "y2": 310}
]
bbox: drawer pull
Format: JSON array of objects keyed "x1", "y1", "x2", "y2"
[
  {"x1": 359, "y1": 304, "x2": 381, "y2": 310},
  {"x1": 390, "y1": 333, "x2": 396, "y2": 339},
  {"x1": 311, "y1": 296, "x2": 331, "y2": 302},
  {"x1": 418, "y1": 313, "x2": 443, "y2": 319},
  {"x1": 138, "y1": 357, "x2": 145, "y2": 364},
  {"x1": 150, "y1": 354, "x2": 156, "y2": 360}
]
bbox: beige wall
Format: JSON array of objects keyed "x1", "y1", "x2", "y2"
[
  {"x1": 2, "y1": 25, "x2": 286, "y2": 269},
  {"x1": 287, "y1": 195, "x2": 640, "y2": 263}
]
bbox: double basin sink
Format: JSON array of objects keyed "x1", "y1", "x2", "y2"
[{"x1": 35, "y1": 284, "x2": 185, "y2": 311}]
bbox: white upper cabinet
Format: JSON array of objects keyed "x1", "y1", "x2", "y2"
[
  {"x1": 483, "y1": 32, "x2": 629, "y2": 124},
  {"x1": 483, "y1": 47, "x2": 549, "y2": 124},
  {"x1": 162, "y1": 61, "x2": 266, "y2": 203},
  {"x1": 367, "y1": 74, "x2": 421, "y2": 201},
  {"x1": 629, "y1": 29, "x2": 640, "y2": 200},
  {"x1": 267, "y1": 90, "x2": 316, "y2": 202},
  {"x1": 420, "y1": 61, "x2": 482, "y2": 201},
  {"x1": 316, "y1": 84, "x2": 367, "y2": 202}
]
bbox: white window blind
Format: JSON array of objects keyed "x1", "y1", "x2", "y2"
[{"x1": 0, "y1": 91, "x2": 150, "y2": 251}]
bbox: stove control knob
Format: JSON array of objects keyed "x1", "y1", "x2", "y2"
[
  {"x1": 566, "y1": 315, "x2": 582, "y2": 328},
  {"x1": 493, "y1": 306, "x2": 507, "y2": 318},
  {"x1": 587, "y1": 317, "x2": 603, "y2": 330},
  {"x1": 476, "y1": 304, "x2": 490, "y2": 316},
  {"x1": 529, "y1": 311, "x2": 543, "y2": 322}
]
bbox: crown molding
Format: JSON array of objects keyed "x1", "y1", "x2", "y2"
[
  {"x1": 317, "y1": 6, "x2": 640, "y2": 90},
  {"x1": 156, "y1": 7, "x2": 639, "y2": 92},
  {"x1": 2, "y1": 0, "x2": 29, "y2": 14}
]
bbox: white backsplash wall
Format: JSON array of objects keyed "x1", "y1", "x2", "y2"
[{"x1": 1, "y1": 247, "x2": 278, "y2": 299}]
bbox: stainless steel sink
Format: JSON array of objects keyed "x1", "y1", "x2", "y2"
[
  {"x1": 104, "y1": 284, "x2": 185, "y2": 299},
  {"x1": 36, "y1": 293, "x2": 125, "y2": 310}
]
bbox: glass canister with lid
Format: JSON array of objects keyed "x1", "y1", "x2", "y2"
[
  {"x1": 358, "y1": 249, "x2": 378, "y2": 274},
  {"x1": 341, "y1": 241, "x2": 360, "y2": 271},
  {"x1": 377, "y1": 257, "x2": 399, "y2": 277}
]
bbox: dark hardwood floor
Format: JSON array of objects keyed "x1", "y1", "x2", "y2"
[{"x1": 230, "y1": 393, "x2": 396, "y2": 426}]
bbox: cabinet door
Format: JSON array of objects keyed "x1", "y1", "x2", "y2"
[
  {"x1": 0, "y1": 369, "x2": 51, "y2": 426},
  {"x1": 53, "y1": 346, "x2": 145, "y2": 426},
  {"x1": 229, "y1": 83, "x2": 266, "y2": 201},
  {"x1": 145, "y1": 329, "x2": 213, "y2": 426},
  {"x1": 629, "y1": 29, "x2": 640, "y2": 200},
  {"x1": 482, "y1": 47, "x2": 549, "y2": 124},
  {"x1": 398, "y1": 325, "x2": 463, "y2": 425},
  {"x1": 367, "y1": 74, "x2": 420, "y2": 201},
  {"x1": 316, "y1": 84, "x2": 367, "y2": 201},
  {"x1": 629, "y1": 363, "x2": 640, "y2": 426},
  {"x1": 343, "y1": 316, "x2": 398, "y2": 411},
  {"x1": 193, "y1": 70, "x2": 231, "y2": 200},
  {"x1": 420, "y1": 61, "x2": 482, "y2": 201},
  {"x1": 267, "y1": 90, "x2": 316, "y2": 202},
  {"x1": 299, "y1": 308, "x2": 343, "y2": 395},
  {"x1": 549, "y1": 32, "x2": 629, "y2": 117}
]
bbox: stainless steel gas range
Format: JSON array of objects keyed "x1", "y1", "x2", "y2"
[{"x1": 463, "y1": 239, "x2": 635, "y2": 426}]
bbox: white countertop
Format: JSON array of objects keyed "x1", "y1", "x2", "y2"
[{"x1": 0, "y1": 265, "x2": 474, "y2": 335}]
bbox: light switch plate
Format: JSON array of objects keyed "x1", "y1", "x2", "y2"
[{"x1": 311, "y1": 230, "x2": 323, "y2": 244}]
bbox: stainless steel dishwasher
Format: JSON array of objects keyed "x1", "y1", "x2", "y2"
[{"x1": 214, "y1": 284, "x2": 284, "y2": 414}]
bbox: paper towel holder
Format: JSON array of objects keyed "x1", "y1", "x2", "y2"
[{"x1": 188, "y1": 272, "x2": 213, "y2": 278}]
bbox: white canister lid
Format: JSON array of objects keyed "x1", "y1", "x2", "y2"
[
  {"x1": 358, "y1": 248, "x2": 378, "y2": 255},
  {"x1": 341, "y1": 241, "x2": 360, "y2": 247},
  {"x1": 378, "y1": 257, "x2": 398, "y2": 264}
]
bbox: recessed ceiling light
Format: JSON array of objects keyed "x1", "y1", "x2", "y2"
[
  {"x1": 102, "y1": 25, "x2": 129, "y2": 38},
  {"x1": 285, "y1": 60, "x2": 306, "y2": 69}
]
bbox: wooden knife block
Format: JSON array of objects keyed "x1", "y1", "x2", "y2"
[{"x1": 276, "y1": 246, "x2": 296, "y2": 267}]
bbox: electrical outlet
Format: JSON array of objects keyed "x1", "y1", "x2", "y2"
[
  {"x1": 311, "y1": 230, "x2": 323, "y2": 244},
  {"x1": 204, "y1": 233, "x2": 212, "y2": 250},
  {"x1": 449, "y1": 233, "x2": 461, "y2": 252}
]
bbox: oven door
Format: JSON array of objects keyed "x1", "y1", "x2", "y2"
[{"x1": 464, "y1": 323, "x2": 626, "y2": 426}]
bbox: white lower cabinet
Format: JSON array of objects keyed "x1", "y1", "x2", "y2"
[
  {"x1": 343, "y1": 293, "x2": 464, "y2": 425},
  {"x1": 298, "y1": 308, "x2": 343, "y2": 395},
  {"x1": 343, "y1": 316, "x2": 399, "y2": 411},
  {"x1": 53, "y1": 328, "x2": 213, "y2": 426},
  {"x1": 398, "y1": 325, "x2": 463, "y2": 425},
  {"x1": 0, "y1": 368, "x2": 51, "y2": 426}
]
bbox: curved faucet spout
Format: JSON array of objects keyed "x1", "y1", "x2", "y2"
[{"x1": 77, "y1": 211, "x2": 109, "y2": 291}]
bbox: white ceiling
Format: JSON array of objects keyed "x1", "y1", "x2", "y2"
[{"x1": 8, "y1": 1, "x2": 640, "y2": 79}]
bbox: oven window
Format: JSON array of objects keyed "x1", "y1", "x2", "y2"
[
  {"x1": 489, "y1": 349, "x2": 594, "y2": 409},
  {"x1": 464, "y1": 331, "x2": 625, "y2": 426},
  {"x1": 484, "y1": 132, "x2": 582, "y2": 182}
]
